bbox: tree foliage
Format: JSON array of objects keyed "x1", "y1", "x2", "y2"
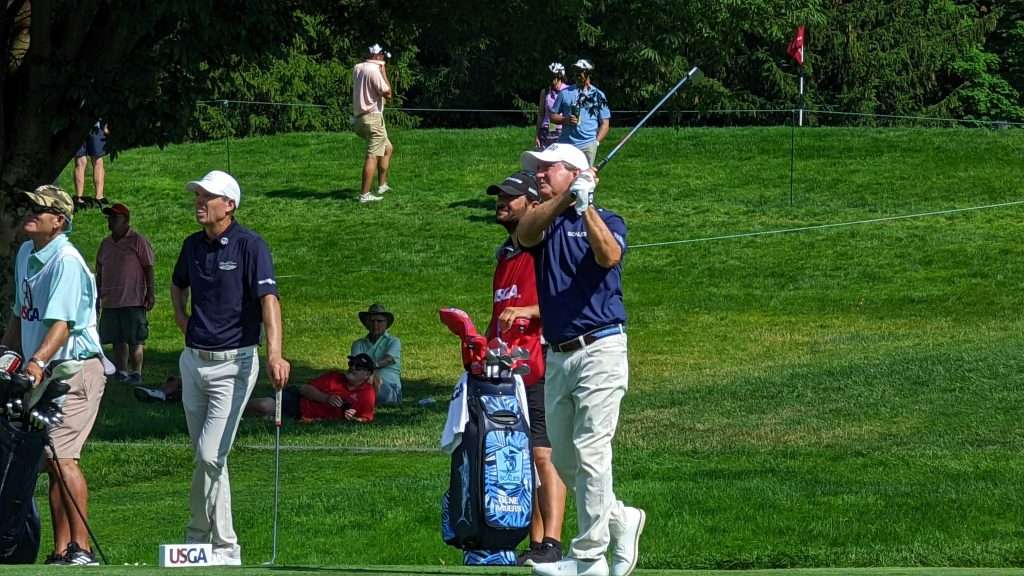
[{"x1": 187, "y1": 0, "x2": 1022, "y2": 137}]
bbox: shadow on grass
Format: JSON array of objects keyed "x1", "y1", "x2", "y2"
[
  {"x1": 92, "y1": 348, "x2": 451, "y2": 444},
  {"x1": 447, "y1": 197, "x2": 496, "y2": 223},
  {"x1": 263, "y1": 187, "x2": 361, "y2": 201}
]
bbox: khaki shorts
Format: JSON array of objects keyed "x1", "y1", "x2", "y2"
[
  {"x1": 353, "y1": 112, "x2": 391, "y2": 157},
  {"x1": 46, "y1": 357, "x2": 106, "y2": 460}
]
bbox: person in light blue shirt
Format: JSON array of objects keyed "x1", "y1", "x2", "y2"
[
  {"x1": 350, "y1": 303, "x2": 402, "y2": 405},
  {"x1": 2, "y1": 185, "x2": 106, "y2": 566},
  {"x1": 551, "y1": 59, "x2": 611, "y2": 167}
]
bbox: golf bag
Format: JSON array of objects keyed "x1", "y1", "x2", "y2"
[
  {"x1": 439, "y1": 309, "x2": 534, "y2": 565},
  {"x1": 0, "y1": 418, "x2": 44, "y2": 564},
  {"x1": 0, "y1": 350, "x2": 75, "y2": 564}
]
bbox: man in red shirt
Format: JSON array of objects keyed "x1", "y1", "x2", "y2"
[
  {"x1": 247, "y1": 353, "x2": 376, "y2": 422},
  {"x1": 485, "y1": 170, "x2": 566, "y2": 566},
  {"x1": 96, "y1": 202, "x2": 155, "y2": 385}
]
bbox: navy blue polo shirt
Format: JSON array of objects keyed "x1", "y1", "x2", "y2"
[
  {"x1": 172, "y1": 220, "x2": 279, "y2": 350},
  {"x1": 532, "y1": 208, "x2": 628, "y2": 344}
]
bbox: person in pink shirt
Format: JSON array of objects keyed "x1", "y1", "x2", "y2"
[
  {"x1": 351, "y1": 43, "x2": 394, "y2": 203},
  {"x1": 96, "y1": 203, "x2": 155, "y2": 384}
]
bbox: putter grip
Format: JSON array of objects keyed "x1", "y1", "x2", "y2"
[{"x1": 274, "y1": 389, "x2": 283, "y2": 427}]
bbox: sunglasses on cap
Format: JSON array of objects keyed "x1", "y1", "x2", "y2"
[{"x1": 27, "y1": 205, "x2": 63, "y2": 216}]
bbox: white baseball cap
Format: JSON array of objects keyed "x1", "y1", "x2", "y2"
[
  {"x1": 521, "y1": 143, "x2": 590, "y2": 172},
  {"x1": 185, "y1": 170, "x2": 241, "y2": 206},
  {"x1": 573, "y1": 59, "x2": 594, "y2": 71}
]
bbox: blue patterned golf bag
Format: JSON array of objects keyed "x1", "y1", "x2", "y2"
[{"x1": 442, "y1": 375, "x2": 534, "y2": 565}]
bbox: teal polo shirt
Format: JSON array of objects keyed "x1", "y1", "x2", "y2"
[
  {"x1": 350, "y1": 332, "x2": 402, "y2": 391},
  {"x1": 13, "y1": 235, "x2": 102, "y2": 358}
]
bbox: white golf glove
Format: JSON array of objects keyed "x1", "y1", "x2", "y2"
[{"x1": 569, "y1": 171, "x2": 596, "y2": 215}]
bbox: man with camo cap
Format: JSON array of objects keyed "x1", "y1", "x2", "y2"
[{"x1": 1, "y1": 185, "x2": 106, "y2": 565}]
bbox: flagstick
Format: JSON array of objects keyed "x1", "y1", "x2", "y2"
[
  {"x1": 789, "y1": 107, "x2": 796, "y2": 207},
  {"x1": 798, "y1": 68, "x2": 804, "y2": 127}
]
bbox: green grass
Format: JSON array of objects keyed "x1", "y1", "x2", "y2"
[{"x1": 30, "y1": 125, "x2": 1024, "y2": 569}]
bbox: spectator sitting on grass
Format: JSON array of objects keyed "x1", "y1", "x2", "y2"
[
  {"x1": 351, "y1": 303, "x2": 402, "y2": 405},
  {"x1": 246, "y1": 353, "x2": 377, "y2": 422}
]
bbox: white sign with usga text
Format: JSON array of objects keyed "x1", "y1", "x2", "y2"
[{"x1": 159, "y1": 543, "x2": 213, "y2": 567}]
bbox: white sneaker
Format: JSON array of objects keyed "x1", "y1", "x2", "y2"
[
  {"x1": 610, "y1": 507, "x2": 646, "y2": 576},
  {"x1": 359, "y1": 193, "x2": 383, "y2": 203},
  {"x1": 534, "y1": 557, "x2": 608, "y2": 576},
  {"x1": 211, "y1": 546, "x2": 241, "y2": 566},
  {"x1": 377, "y1": 184, "x2": 391, "y2": 194}
]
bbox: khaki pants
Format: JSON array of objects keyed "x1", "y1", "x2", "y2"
[
  {"x1": 180, "y1": 346, "x2": 259, "y2": 552},
  {"x1": 544, "y1": 332, "x2": 629, "y2": 560}
]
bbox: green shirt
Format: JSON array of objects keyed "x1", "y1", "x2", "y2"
[{"x1": 351, "y1": 332, "x2": 402, "y2": 391}]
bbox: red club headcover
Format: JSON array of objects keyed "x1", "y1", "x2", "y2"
[
  {"x1": 439, "y1": 308, "x2": 478, "y2": 339},
  {"x1": 439, "y1": 308, "x2": 487, "y2": 372}
]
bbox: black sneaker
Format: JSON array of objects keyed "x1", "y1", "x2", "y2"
[
  {"x1": 528, "y1": 541, "x2": 562, "y2": 565},
  {"x1": 63, "y1": 542, "x2": 99, "y2": 566},
  {"x1": 96, "y1": 197, "x2": 110, "y2": 206},
  {"x1": 516, "y1": 544, "x2": 539, "y2": 566},
  {"x1": 44, "y1": 551, "x2": 68, "y2": 565},
  {"x1": 73, "y1": 198, "x2": 87, "y2": 213}
]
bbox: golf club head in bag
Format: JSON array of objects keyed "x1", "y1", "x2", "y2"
[
  {"x1": 2, "y1": 374, "x2": 33, "y2": 422},
  {"x1": 0, "y1": 349, "x2": 24, "y2": 418},
  {"x1": 26, "y1": 359, "x2": 81, "y2": 412}
]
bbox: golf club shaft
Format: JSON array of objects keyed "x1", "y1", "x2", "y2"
[
  {"x1": 595, "y1": 66, "x2": 703, "y2": 172},
  {"x1": 271, "y1": 389, "x2": 282, "y2": 563}
]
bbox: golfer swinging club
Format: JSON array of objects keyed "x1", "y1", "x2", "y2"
[
  {"x1": 171, "y1": 170, "x2": 290, "y2": 566},
  {"x1": 516, "y1": 144, "x2": 644, "y2": 576}
]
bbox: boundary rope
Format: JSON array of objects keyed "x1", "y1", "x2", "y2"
[
  {"x1": 196, "y1": 99, "x2": 1024, "y2": 127},
  {"x1": 90, "y1": 440, "x2": 439, "y2": 454},
  {"x1": 631, "y1": 200, "x2": 1024, "y2": 249}
]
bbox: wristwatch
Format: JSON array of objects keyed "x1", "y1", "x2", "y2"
[{"x1": 29, "y1": 357, "x2": 46, "y2": 370}]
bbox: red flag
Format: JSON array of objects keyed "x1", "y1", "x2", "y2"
[{"x1": 787, "y1": 25, "x2": 805, "y2": 66}]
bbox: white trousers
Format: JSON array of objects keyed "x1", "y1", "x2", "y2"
[
  {"x1": 545, "y1": 332, "x2": 629, "y2": 560},
  {"x1": 180, "y1": 346, "x2": 259, "y2": 551}
]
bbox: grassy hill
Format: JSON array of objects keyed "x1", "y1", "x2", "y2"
[{"x1": 34, "y1": 125, "x2": 1024, "y2": 569}]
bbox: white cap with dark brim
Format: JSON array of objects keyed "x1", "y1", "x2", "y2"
[{"x1": 521, "y1": 143, "x2": 590, "y2": 172}]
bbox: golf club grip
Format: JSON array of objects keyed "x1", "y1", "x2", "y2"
[
  {"x1": 595, "y1": 66, "x2": 703, "y2": 172},
  {"x1": 274, "y1": 389, "x2": 282, "y2": 427}
]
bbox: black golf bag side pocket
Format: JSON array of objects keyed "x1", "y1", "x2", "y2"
[
  {"x1": 0, "y1": 420, "x2": 45, "y2": 564},
  {"x1": 444, "y1": 375, "x2": 533, "y2": 551}
]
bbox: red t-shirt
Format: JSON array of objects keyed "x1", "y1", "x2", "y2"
[
  {"x1": 299, "y1": 371, "x2": 376, "y2": 422},
  {"x1": 486, "y1": 242, "x2": 544, "y2": 386}
]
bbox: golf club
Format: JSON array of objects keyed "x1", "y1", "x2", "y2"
[
  {"x1": 264, "y1": 388, "x2": 282, "y2": 565},
  {"x1": 594, "y1": 66, "x2": 703, "y2": 172}
]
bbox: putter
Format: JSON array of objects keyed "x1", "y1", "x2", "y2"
[
  {"x1": 594, "y1": 66, "x2": 703, "y2": 172},
  {"x1": 264, "y1": 388, "x2": 282, "y2": 565}
]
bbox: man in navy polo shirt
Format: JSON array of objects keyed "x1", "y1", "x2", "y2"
[
  {"x1": 171, "y1": 170, "x2": 291, "y2": 566},
  {"x1": 516, "y1": 144, "x2": 644, "y2": 576}
]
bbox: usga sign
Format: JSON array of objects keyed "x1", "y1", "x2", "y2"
[{"x1": 159, "y1": 543, "x2": 213, "y2": 567}]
